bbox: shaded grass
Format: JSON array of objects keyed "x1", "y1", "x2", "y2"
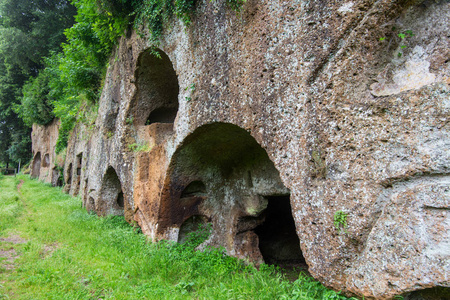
[
  {"x1": 0, "y1": 175, "x2": 354, "y2": 299},
  {"x1": 0, "y1": 176, "x2": 22, "y2": 234}
]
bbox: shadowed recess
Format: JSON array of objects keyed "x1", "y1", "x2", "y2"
[
  {"x1": 31, "y1": 152, "x2": 41, "y2": 179},
  {"x1": 97, "y1": 166, "x2": 125, "y2": 216},
  {"x1": 51, "y1": 167, "x2": 62, "y2": 187},
  {"x1": 66, "y1": 163, "x2": 72, "y2": 186},
  {"x1": 42, "y1": 153, "x2": 50, "y2": 168},
  {"x1": 255, "y1": 195, "x2": 305, "y2": 266},
  {"x1": 130, "y1": 48, "x2": 179, "y2": 126}
]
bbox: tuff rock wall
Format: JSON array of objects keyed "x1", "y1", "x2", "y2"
[
  {"x1": 30, "y1": 119, "x2": 61, "y2": 186},
  {"x1": 32, "y1": 0, "x2": 449, "y2": 298}
]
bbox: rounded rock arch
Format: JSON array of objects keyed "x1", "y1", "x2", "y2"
[
  {"x1": 31, "y1": 152, "x2": 41, "y2": 179},
  {"x1": 128, "y1": 48, "x2": 179, "y2": 128},
  {"x1": 97, "y1": 166, "x2": 126, "y2": 216},
  {"x1": 42, "y1": 153, "x2": 50, "y2": 168},
  {"x1": 156, "y1": 122, "x2": 305, "y2": 266}
]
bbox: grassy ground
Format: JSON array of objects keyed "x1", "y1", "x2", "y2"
[{"x1": 0, "y1": 175, "x2": 354, "y2": 299}]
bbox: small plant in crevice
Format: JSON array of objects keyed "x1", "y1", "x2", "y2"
[
  {"x1": 128, "y1": 142, "x2": 152, "y2": 152},
  {"x1": 334, "y1": 210, "x2": 349, "y2": 234},
  {"x1": 184, "y1": 83, "x2": 195, "y2": 102},
  {"x1": 125, "y1": 116, "x2": 134, "y2": 125},
  {"x1": 225, "y1": 0, "x2": 247, "y2": 13},
  {"x1": 379, "y1": 27, "x2": 415, "y2": 58}
]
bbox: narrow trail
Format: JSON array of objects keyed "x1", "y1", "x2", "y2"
[
  {"x1": 17, "y1": 179, "x2": 24, "y2": 192},
  {"x1": 0, "y1": 179, "x2": 28, "y2": 272},
  {"x1": 16, "y1": 179, "x2": 27, "y2": 208}
]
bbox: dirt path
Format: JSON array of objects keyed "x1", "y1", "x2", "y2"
[
  {"x1": 0, "y1": 235, "x2": 27, "y2": 270},
  {"x1": 17, "y1": 179, "x2": 24, "y2": 192},
  {"x1": 1, "y1": 179, "x2": 58, "y2": 274},
  {"x1": 0, "y1": 179, "x2": 28, "y2": 271},
  {"x1": 16, "y1": 179, "x2": 27, "y2": 209}
]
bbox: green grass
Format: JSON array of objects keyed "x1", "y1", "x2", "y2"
[{"x1": 0, "y1": 175, "x2": 354, "y2": 299}]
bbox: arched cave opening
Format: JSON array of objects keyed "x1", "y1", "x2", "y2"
[
  {"x1": 158, "y1": 123, "x2": 303, "y2": 267},
  {"x1": 66, "y1": 163, "x2": 72, "y2": 187},
  {"x1": 42, "y1": 153, "x2": 50, "y2": 168},
  {"x1": 87, "y1": 196, "x2": 95, "y2": 212},
  {"x1": 74, "y1": 153, "x2": 83, "y2": 195},
  {"x1": 181, "y1": 181, "x2": 207, "y2": 198},
  {"x1": 97, "y1": 166, "x2": 125, "y2": 216},
  {"x1": 117, "y1": 191, "x2": 124, "y2": 208},
  {"x1": 76, "y1": 153, "x2": 83, "y2": 176},
  {"x1": 129, "y1": 48, "x2": 179, "y2": 128},
  {"x1": 31, "y1": 152, "x2": 41, "y2": 179},
  {"x1": 145, "y1": 107, "x2": 178, "y2": 125},
  {"x1": 51, "y1": 167, "x2": 62, "y2": 187},
  {"x1": 254, "y1": 195, "x2": 306, "y2": 266},
  {"x1": 403, "y1": 286, "x2": 450, "y2": 300}
]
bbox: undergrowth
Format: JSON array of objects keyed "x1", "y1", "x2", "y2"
[{"x1": 0, "y1": 175, "x2": 354, "y2": 299}]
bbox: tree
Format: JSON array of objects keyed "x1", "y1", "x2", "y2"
[{"x1": 0, "y1": 0, "x2": 76, "y2": 166}]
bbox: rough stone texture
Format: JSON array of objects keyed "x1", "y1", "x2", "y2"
[
  {"x1": 34, "y1": 0, "x2": 449, "y2": 298},
  {"x1": 30, "y1": 119, "x2": 60, "y2": 185}
]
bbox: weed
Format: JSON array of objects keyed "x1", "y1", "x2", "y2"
[
  {"x1": 128, "y1": 143, "x2": 152, "y2": 152},
  {"x1": 184, "y1": 83, "x2": 196, "y2": 102},
  {"x1": 125, "y1": 117, "x2": 134, "y2": 125},
  {"x1": 225, "y1": 0, "x2": 247, "y2": 13},
  {"x1": 379, "y1": 28, "x2": 415, "y2": 58},
  {"x1": 185, "y1": 83, "x2": 195, "y2": 92},
  {"x1": 334, "y1": 210, "x2": 348, "y2": 234}
]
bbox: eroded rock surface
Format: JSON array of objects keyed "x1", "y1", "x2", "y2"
[
  {"x1": 30, "y1": 119, "x2": 61, "y2": 185},
  {"x1": 31, "y1": 0, "x2": 449, "y2": 298}
]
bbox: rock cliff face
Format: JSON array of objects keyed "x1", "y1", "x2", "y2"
[
  {"x1": 31, "y1": 119, "x2": 61, "y2": 186},
  {"x1": 31, "y1": 0, "x2": 449, "y2": 298}
]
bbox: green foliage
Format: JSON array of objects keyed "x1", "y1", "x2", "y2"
[
  {"x1": 182, "y1": 223, "x2": 212, "y2": 249},
  {"x1": 175, "y1": 0, "x2": 196, "y2": 25},
  {"x1": 0, "y1": 0, "x2": 76, "y2": 167},
  {"x1": 16, "y1": 70, "x2": 54, "y2": 126},
  {"x1": 128, "y1": 142, "x2": 152, "y2": 152},
  {"x1": 334, "y1": 210, "x2": 348, "y2": 233},
  {"x1": 0, "y1": 175, "x2": 22, "y2": 232},
  {"x1": 134, "y1": 0, "x2": 245, "y2": 43},
  {"x1": 55, "y1": 116, "x2": 76, "y2": 154},
  {"x1": 134, "y1": 0, "x2": 176, "y2": 41},
  {"x1": 226, "y1": 0, "x2": 247, "y2": 12},
  {"x1": 379, "y1": 28, "x2": 415, "y2": 58}
]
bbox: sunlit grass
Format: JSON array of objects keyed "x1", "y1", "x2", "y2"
[{"x1": 0, "y1": 175, "x2": 354, "y2": 299}]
